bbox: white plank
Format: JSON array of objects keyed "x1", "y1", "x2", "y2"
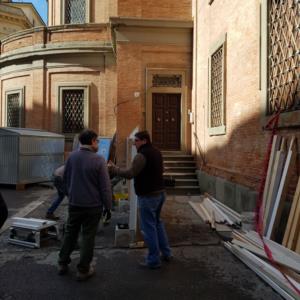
[{"x1": 266, "y1": 138, "x2": 296, "y2": 239}]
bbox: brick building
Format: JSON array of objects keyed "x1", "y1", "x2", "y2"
[
  {"x1": 192, "y1": 0, "x2": 300, "y2": 210},
  {"x1": 0, "y1": 0, "x2": 192, "y2": 161}
]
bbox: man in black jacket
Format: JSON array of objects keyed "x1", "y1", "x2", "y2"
[
  {"x1": 109, "y1": 130, "x2": 172, "y2": 269},
  {"x1": 0, "y1": 192, "x2": 8, "y2": 230}
]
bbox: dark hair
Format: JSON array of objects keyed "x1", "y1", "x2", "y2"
[
  {"x1": 78, "y1": 129, "x2": 98, "y2": 145},
  {"x1": 134, "y1": 130, "x2": 151, "y2": 144}
]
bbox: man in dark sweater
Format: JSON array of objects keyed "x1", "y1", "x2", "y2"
[
  {"x1": 58, "y1": 129, "x2": 112, "y2": 281},
  {"x1": 109, "y1": 130, "x2": 172, "y2": 269}
]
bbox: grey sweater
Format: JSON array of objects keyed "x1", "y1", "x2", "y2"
[{"x1": 64, "y1": 148, "x2": 112, "y2": 209}]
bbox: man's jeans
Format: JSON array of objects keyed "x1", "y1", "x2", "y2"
[
  {"x1": 138, "y1": 192, "x2": 171, "y2": 266},
  {"x1": 48, "y1": 176, "x2": 66, "y2": 214},
  {"x1": 58, "y1": 206, "x2": 102, "y2": 273}
]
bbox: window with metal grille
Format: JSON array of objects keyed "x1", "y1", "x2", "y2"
[
  {"x1": 209, "y1": 41, "x2": 226, "y2": 136},
  {"x1": 62, "y1": 89, "x2": 85, "y2": 133},
  {"x1": 267, "y1": 0, "x2": 300, "y2": 114},
  {"x1": 65, "y1": 0, "x2": 86, "y2": 24},
  {"x1": 7, "y1": 92, "x2": 22, "y2": 127}
]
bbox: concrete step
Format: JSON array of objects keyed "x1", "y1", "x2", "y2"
[
  {"x1": 175, "y1": 179, "x2": 199, "y2": 186},
  {"x1": 164, "y1": 166, "x2": 197, "y2": 173},
  {"x1": 163, "y1": 155, "x2": 194, "y2": 161},
  {"x1": 164, "y1": 161, "x2": 196, "y2": 167},
  {"x1": 164, "y1": 173, "x2": 198, "y2": 179},
  {"x1": 166, "y1": 186, "x2": 201, "y2": 195},
  {"x1": 161, "y1": 151, "x2": 186, "y2": 156}
]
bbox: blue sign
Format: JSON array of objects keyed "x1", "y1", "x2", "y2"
[{"x1": 97, "y1": 137, "x2": 112, "y2": 161}]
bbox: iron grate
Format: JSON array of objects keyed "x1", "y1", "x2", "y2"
[
  {"x1": 65, "y1": 0, "x2": 86, "y2": 24},
  {"x1": 210, "y1": 45, "x2": 224, "y2": 128},
  {"x1": 7, "y1": 93, "x2": 21, "y2": 128},
  {"x1": 62, "y1": 89, "x2": 84, "y2": 133},
  {"x1": 268, "y1": 0, "x2": 300, "y2": 114}
]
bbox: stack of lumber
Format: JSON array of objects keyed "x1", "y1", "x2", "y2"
[
  {"x1": 225, "y1": 230, "x2": 300, "y2": 300},
  {"x1": 262, "y1": 135, "x2": 299, "y2": 246},
  {"x1": 189, "y1": 195, "x2": 241, "y2": 231}
]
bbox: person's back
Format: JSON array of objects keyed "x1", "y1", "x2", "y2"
[
  {"x1": 65, "y1": 149, "x2": 111, "y2": 208},
  {"x1": 58, "y1": 129, "x2": 112, "y2": 281}
]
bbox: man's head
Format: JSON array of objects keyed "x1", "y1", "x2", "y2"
[
  {"x1": 79, "y1": 129, "x2": 98, "y2": 152},
  {"x1": 134, "y1": 130, "x2": 151, "y2": 150}
]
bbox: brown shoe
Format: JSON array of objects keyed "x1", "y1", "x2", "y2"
[
  {"x1": 46, "y1": 213, "x2": 59, "y2": 220},
  {"x1": 76, "y1": 266, "x2": 95, "y2": 281},
  {"x1": 58, "y1": 264, "x2": 68, "y2": 275}
]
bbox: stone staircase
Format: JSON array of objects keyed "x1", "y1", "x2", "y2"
[{"x1": 162, "y1": 151, "x2": 201, "y2": 195}]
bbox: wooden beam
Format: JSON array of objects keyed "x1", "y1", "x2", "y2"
[
  {"x1": 266, "y1": 137, "x2": 296, "y2": 239},
  {"x1": 282, "y1": 176, "x2": 300, "y2": 247},
  {"x1": 287, "y1": 194, "x2": 300, "y2": 250},
  {"x1": 262, "y1": 135, "x2": 281, "y2": 212},
  {"x1": 264, "y1": 138, "x2": 287, "y2": 233}
]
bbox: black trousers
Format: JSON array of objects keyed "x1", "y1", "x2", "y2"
[{"x1": 0, "y1": 192, "x2": 8, "y2": 229}]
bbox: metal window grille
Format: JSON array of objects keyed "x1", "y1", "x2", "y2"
[
  {"x1": 268, "y1": 0, "x2": 300, "y2": 114},
  {"x1": 7, "y1": 93, "x2": 21, "y2": 127},
  {"x1": 65, "y1": 0, "x2": 86, "y2": 24},
  {"x1": 62, "y1": 89, "x2": 85, "y2": 133},
  {"x1": 152, "y1": 75, "x2": 182, "y2": 87},
  {"x1": 210, "y1": 45, "x2": 224, "y2": 128}
]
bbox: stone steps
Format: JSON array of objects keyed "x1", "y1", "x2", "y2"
[{"x1": 163, "y1": 152, "x2": 200, "y2": 195}]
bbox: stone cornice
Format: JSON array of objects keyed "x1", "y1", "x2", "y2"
[
  {"x1": 1, "y1": 23, "x2": 110, "y2": 43},
  {"x1": 110, "y1": 17, "x2": 193, "y2": 29},
  {"x1": 0, "y1": 41, "x2": 113, "y2": 65}
]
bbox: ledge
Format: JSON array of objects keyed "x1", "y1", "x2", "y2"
[{"x1": 278, "y1": 110, "x2": 300, "y2": 128}]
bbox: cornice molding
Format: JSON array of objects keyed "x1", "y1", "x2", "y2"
[{"x1": 0, "y1": 41, "x2": 113, "y2": 65}]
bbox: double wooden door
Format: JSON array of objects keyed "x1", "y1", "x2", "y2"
[{"x1": 152, "y1": 93, "x2": 181, "y2": 150}]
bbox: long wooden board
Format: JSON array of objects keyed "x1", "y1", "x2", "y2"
[
  {"x1": 262, "y1": 135, "x2": 281, "y2": 212},
  {"x1": 266, "y1": 137, "x2": 296, "y2": 240},
  {"x1": 287, "y1": 195, "x2": 300, "y2": 251},
  {"x1": 282, "y1": 176, "x2": 300, "y2": 247},
  {"x1": 264, "y1": 138, "x2": 287, "y2": 233}
]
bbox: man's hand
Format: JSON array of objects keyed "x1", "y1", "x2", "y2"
[{"x1": 103, "y1": 208, "x2": 111, "y2": 226}]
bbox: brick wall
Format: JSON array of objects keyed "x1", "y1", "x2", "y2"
[
  {"x1": 118, "y1": 0, "x2": 192, "y2": 20},
  {"x1": 116, "y1": 42, "x2": 192, "y2": 164},
  {"x1": 193, "y1": 0, "x2": 300, "y2": 192}
]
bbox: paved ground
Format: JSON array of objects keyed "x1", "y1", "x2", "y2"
[{"x1": 0, "y1": 185, "x2": 282, "y2": 300}]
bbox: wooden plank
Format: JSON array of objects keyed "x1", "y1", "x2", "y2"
[
  {"x1": 295, "y1": 232, "x2": 300, "y2": 254},
  {"x1": 286, "y1": 192, "x2": 300, "y2": 250},
  {"x1": 266, "y1": 137, "x2": 296, "y2": 239},
  {"x1": 282, "y1": 175, "x2": 300, "y2": 247},
  {"x1": 264, "y1": 140, "x2": 287, "y2": 233},
  {"x1": 262, "y1": 135, "x2": 281, "y2": 212},
  {"x1": 224, "y1": 242, "x2": 296, "y2": 300},
  {"x1": 246, "y1": 230, "x2": 300, "y2": 265},
  {"x1": 231, "y1": 239, "x2": 300, "y2": 272},
  {"x1": 189, "y1": 201, "x2": 208, "y2": 222}
]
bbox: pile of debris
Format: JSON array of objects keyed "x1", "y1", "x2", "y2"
[{"x1": 189, "y1": 136, "x2": 300, "y2": 299}]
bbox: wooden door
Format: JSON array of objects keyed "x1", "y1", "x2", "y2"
[{"x1": 152, "y1": 93, "x2": 181, "y2": 150}]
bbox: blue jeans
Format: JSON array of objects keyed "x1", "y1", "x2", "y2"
[
  {"x1": 47, "y1": 176, "x2": 66, "y2": 214},
  {"x1": 138, "y1": 192, "x2": 171, "y2": 266},
  {"x1": 47, "y1": 192, "x2": 65, "y2": 214}
]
